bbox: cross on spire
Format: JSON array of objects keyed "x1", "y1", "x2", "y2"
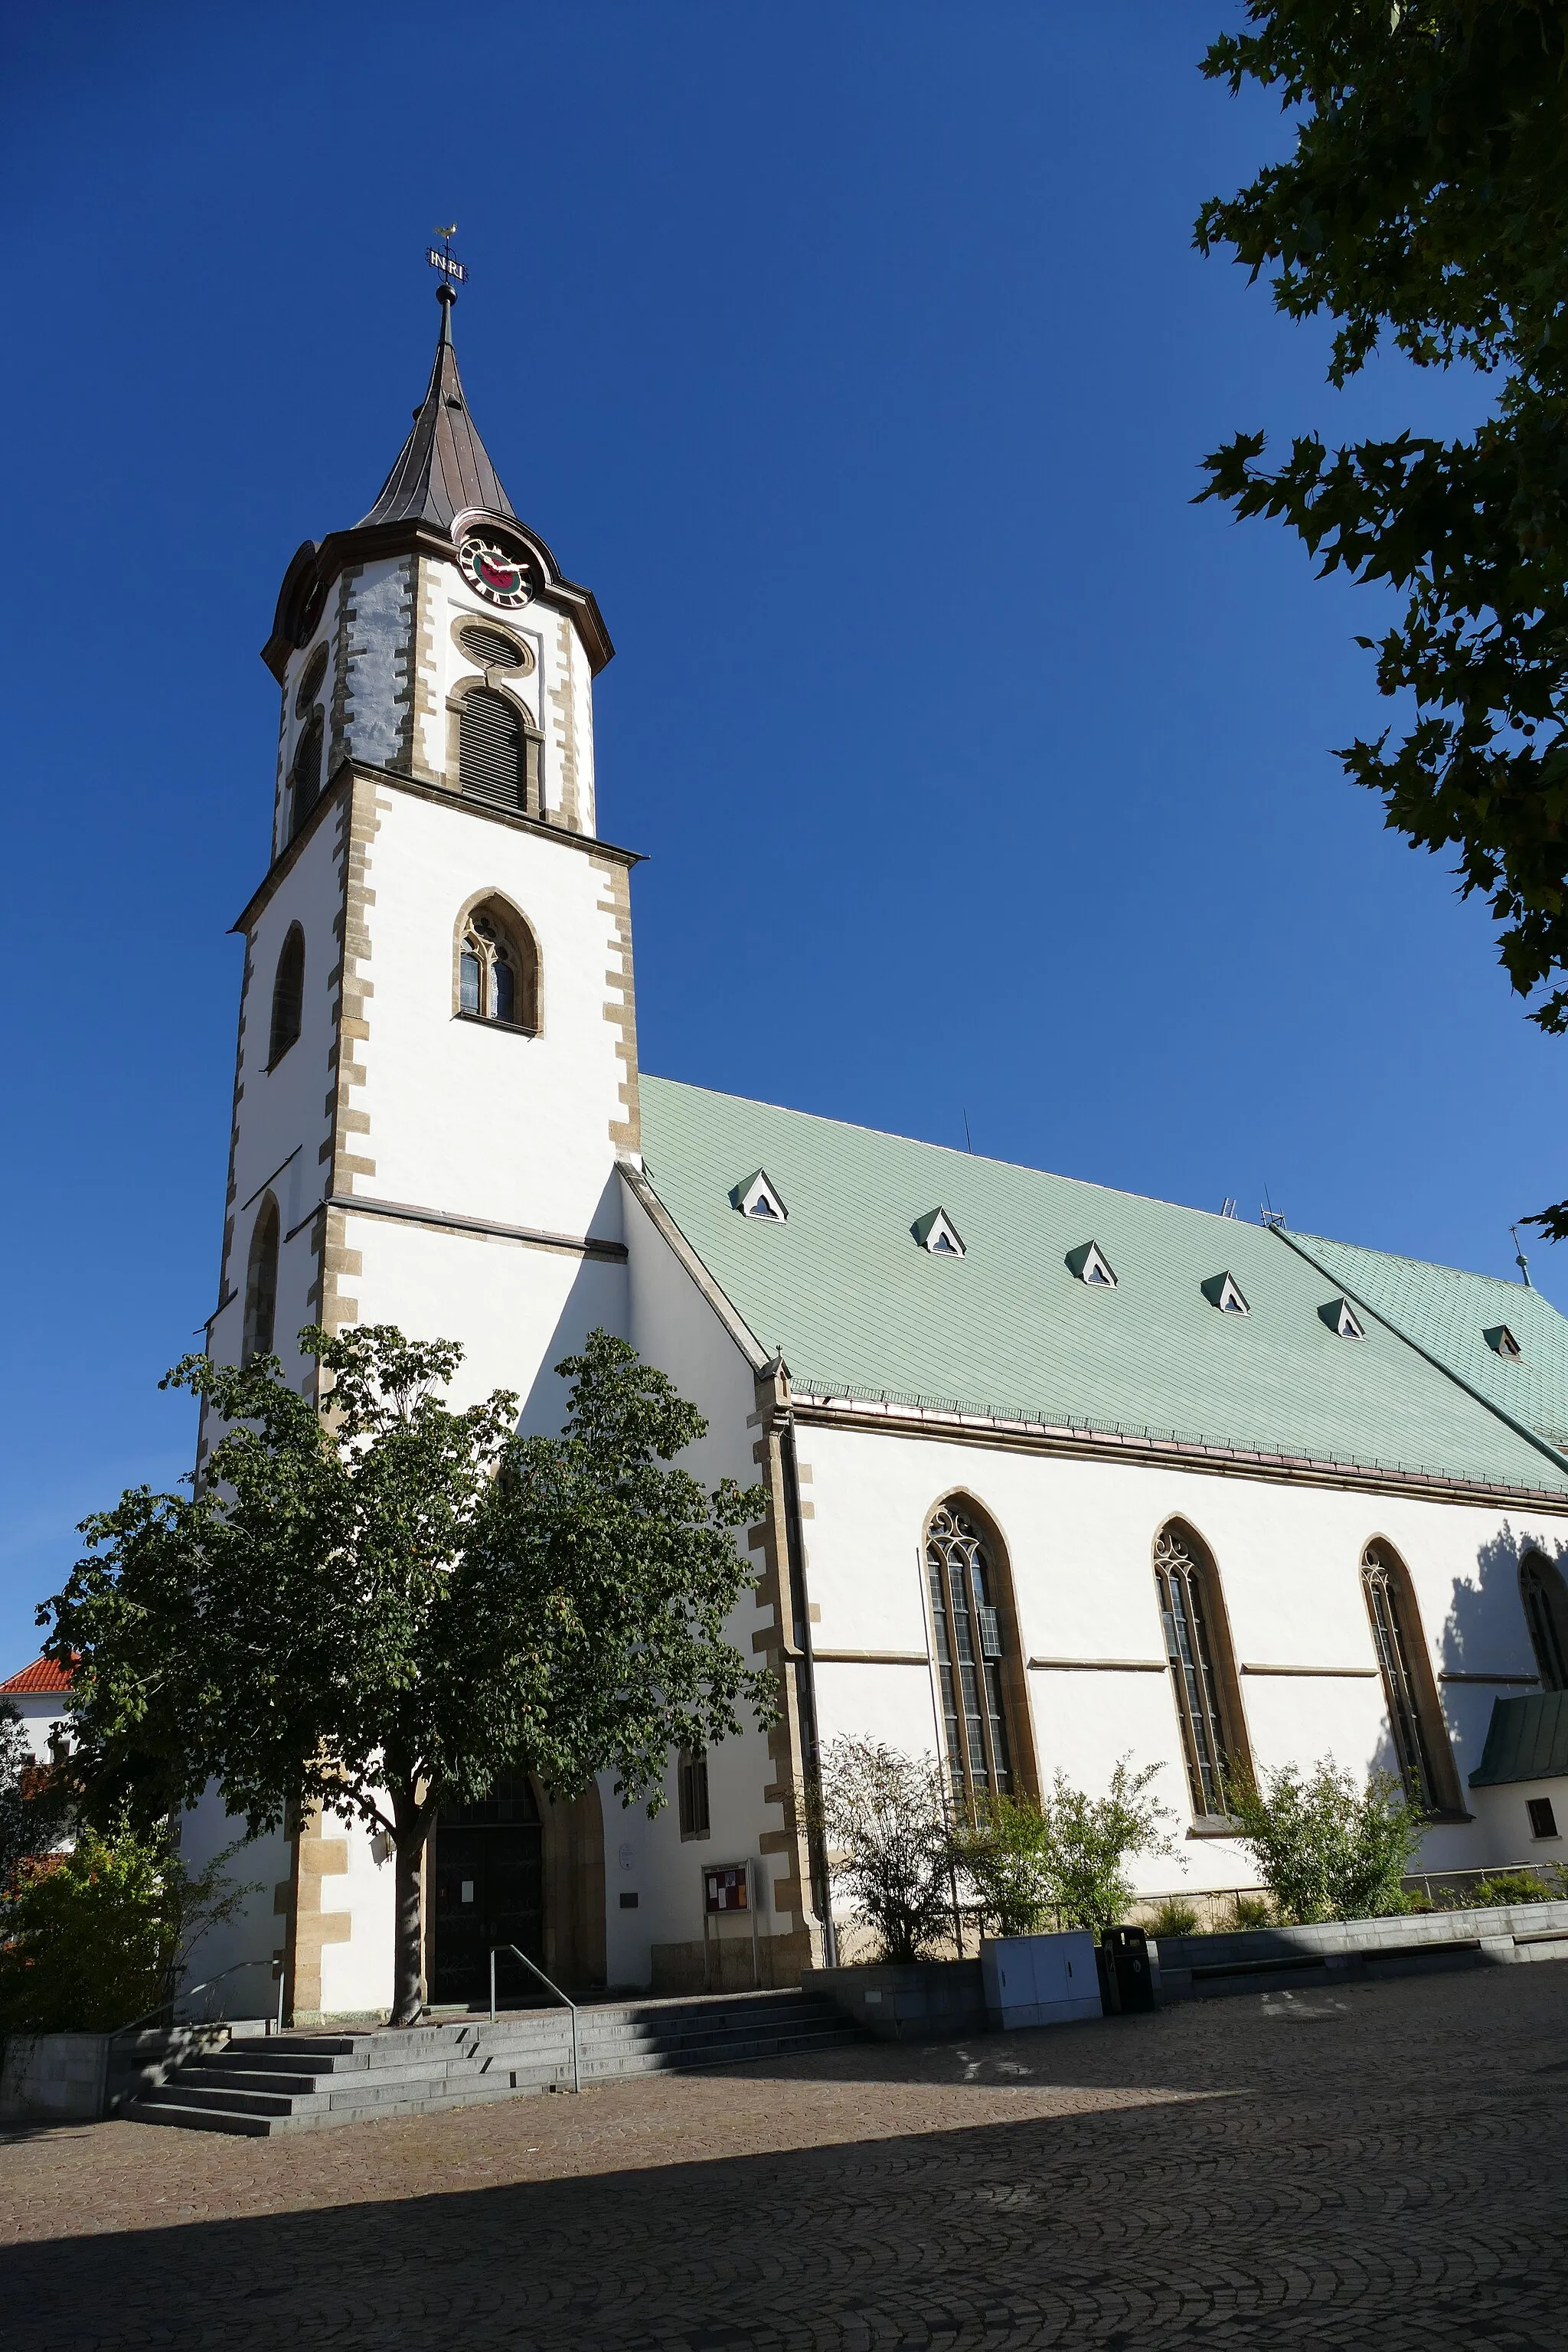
[{"x1": 426, "y1": 224, "x2": 468, "y2": 292}]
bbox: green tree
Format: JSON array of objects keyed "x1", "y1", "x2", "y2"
[
  {"x1": 0, "y1": 1821, "x2": 253, "y2": 2035},
  {"x1": 1226, "y1": 1759, "x2": 1423, "y2": 1923},
  {"x1": 1195, "y1": 4, "x2": 1568, "y2": 1230},
  {"x1": 42, "y1": 1325, "x2": 769, "y2": 2027},
  {"x1": 809, "y1": 1738, "x2": 956, "y2": 1965},
  {"x1": 954, "y1": 1792, "x2": 1057, "y2": 1939},
  {"x1": 1032, "y1": 1760, "x2": 1180, "y2": 1940}
]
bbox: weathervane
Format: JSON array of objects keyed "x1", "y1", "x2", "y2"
[{"x1": 426, "y1": 224, "x2": 467, "y2": 289}]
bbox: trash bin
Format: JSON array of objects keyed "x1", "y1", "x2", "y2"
[{"x1": 1101, "y1": 1925, "x2": 1155, "y2": 2014}]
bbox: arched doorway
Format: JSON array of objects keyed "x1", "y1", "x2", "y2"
[{"x1": 430, "y1": 1775, "x2": 544, "y2": 2010}]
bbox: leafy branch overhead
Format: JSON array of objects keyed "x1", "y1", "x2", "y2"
[{"x1": 1195, "y1": 5, "x2": 1568, "y2": 1228}]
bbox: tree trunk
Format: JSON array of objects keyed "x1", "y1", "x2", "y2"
[{"x1": 390, "y1": 1806, "x2": 429, "y2": 2028}]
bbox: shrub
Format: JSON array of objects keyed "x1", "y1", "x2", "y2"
[
  {"x1": 1227, "y1": 1893, "x2": 1272, "y2": 1930},
  {"x1": 1465, "y1": 1870, "x2": 1562, "y2": 1908},
  {"x1": 0, "y1": 1700, "x2": 68, "y2": 1898},
  {"x1": 1145, "y1": 1896, "x2": 1200, "y2": 1939},
  {"x1": 1226, "y1": 1760, "x2": 1423, "y2": 1925},
  {"x1": 952, "y1": 1793, "x2": 1056, "y2": 1938},
  {"x1": 811, "y1": 1738, "x2": 955, "y2": 1965},
  {"x1": 0, "y1": 1822, "x2": 255, "y2": 2035}
]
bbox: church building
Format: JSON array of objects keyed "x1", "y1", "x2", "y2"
[{"x1": 175, "y1": 282, "x2": 1568, "y2": 2019}]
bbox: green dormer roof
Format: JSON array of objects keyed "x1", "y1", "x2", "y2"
[{"x1": 636, "y1": 1074, "x2": 1568, "y2": 1498}]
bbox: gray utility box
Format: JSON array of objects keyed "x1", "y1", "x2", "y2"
[{"x1": 980, "y1": 1931, "x2": 1102, "y2": 2031}]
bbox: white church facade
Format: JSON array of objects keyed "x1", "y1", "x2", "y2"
[{"x1": 29, "y1": 283, "x2": 1568, "y2": 2023}]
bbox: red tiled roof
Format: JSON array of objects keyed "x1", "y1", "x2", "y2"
[{"x1": 0, "y1": 1657, "x2": 73, "y2": 1696}]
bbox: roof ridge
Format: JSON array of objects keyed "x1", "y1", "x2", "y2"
[{"x1": 641, "y1": 1073, "x2": 1255, "y2": 1232}]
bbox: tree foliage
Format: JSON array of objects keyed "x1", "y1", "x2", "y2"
[
  {"x1": 1226, "y1": 1758, "x2": 1423, "y2": 1922},
  {"x1": 1195, "y1": 4, "x2": 1568, "y2": 1227},
  {"x1": 809, "y1": 1738, "x2": 956, "y2": 1965},
  {"x1": 0, "y1": 1823, "x2": 253, "y2": 2036},
  {"x1": 0, "y1": 1700, "x2": 69, "y2": 1899},
  {"x1": 1019, "y1": 1760, "x2": 1179, "y2": 1940},
  {"x1": 42, "y1": 1325, "x2": 769, "y2": 2026}
]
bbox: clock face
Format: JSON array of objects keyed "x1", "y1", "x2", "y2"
[{"x1": 459, "y1": 536, "x2": 532, "y2": 609}]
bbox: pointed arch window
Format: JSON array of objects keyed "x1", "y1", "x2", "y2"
[
  {"x1": 268, "y1": 925, "x2": 305, "y2": 1067},
  {"x1": 1361, "y1": 1540, "x2": 1459, "y2": 1813},
  {"x1": 242, "y1": 1194, "x2": 279, "y2": 1365},
  {"x1": 288, "y1": 717, "x2": 324, "y2": 840},
  {"x1": 1155, "y1": 1522, "x2": 1250, "y2": 1821},
  {"x1": 456, "y1": 897, "x2": 538, "y2": 1033},
  {"x1": 1521, "y1": 1550, "x2": 1568, "y2": 1694},
  {"x1": 926, "y1": 1502, "x2": 1018, "y2": 1802}
]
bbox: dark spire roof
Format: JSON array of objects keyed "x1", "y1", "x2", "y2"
[{"x1": 358, "y1": 283, "x2": 514, "y2": 530}]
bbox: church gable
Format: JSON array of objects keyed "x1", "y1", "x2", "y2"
[{"x1": 635, "y1": 1074, "x2": 1568, "y2": 1496}]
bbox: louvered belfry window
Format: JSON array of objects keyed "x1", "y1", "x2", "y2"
[
  {"x1": 459, "y1": 688, "x2": 525, "y2": 810},
  {"x1": 926, "y1": 1503, "x2": 1013, "y2": 1802},
  {"x1": 269, "y1": 925, "x2": 305, "y2": 1065},
  {"x1": 289, "y1": 717, "x2": 324, "y2": 839},
  {"x1": 243, "y1": 1194, "x2": 279, "y2": 1366}
]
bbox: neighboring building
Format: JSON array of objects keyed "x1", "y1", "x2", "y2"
[
  {"x1": 0, "y1": 1657, "x2": 73, "y2": 1766},
  {"x1": 20, "y1": 282, "x2": 1568, "y2": 2021},
  {"x1": 1467, "y1": 1688, "x2": 1568, "y2": 1868}
]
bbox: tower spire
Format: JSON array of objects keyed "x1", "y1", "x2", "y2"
[{"x1": 358, "y1": 260, "x2": 514, "y2": 531}]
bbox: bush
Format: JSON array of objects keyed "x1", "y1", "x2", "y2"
[
  {"x1": 1227, "y1": 1893, "x2": 1272, "y2": 1930},
  {"x1": 1464, "y1": 1870, "x2": 1562, "y2": 1908},
  {"x1": 1226, "y1": 1760, "x2": 1422, "y2": 1925},
  {"x1": 952, "y1": 1794, "x2": 1056, "y2": 1938},
  {"x1": 0, "y1": 1822, "x2": 254, "y2": 2035},
  {"x1": 1145, "y1": 1896, "x2": 1200, "y2": 1939},
  {"x1": 811, "y1": 1739, "x2": 955, "y2": 1965},
  {"x1": 0, "y1": 1700, "x2": 68, "y2": 1897}
]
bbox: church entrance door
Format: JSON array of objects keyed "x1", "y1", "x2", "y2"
[{"x1": 430, "y1": 1776, "x2": 544, "y2": 2010}]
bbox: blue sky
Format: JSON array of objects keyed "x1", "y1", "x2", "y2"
[{"x1": 2, "y1": 3, "x2": 1561, "y2": 1673}]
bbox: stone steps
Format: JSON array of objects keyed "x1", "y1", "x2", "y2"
[{"x1": 127, "y1": 1990, "x2": 864, "y2": 2135}]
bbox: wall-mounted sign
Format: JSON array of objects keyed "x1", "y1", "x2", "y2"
[{"x1": 704, "y1": 1864, "x2": 750, "y2": 1915}]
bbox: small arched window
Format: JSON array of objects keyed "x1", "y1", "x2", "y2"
[
  {"x1": 456, "y1": 897, "x2": 538, "y2": 1032},
  {"x1": 459, "y1": 688, "x2": 530, "y2": 812},
  {"x1": 289, "y1": 716, "x2": 325, "y2": 839},
  {"x1": 242, "y1": 1194, "x2": 280, "y2": 1365},
  {"x1": 1521, "y1": 1550, "x2": 1568, "y2": 1693},
  {"x1": 926, "y1": 1501, "x2": 1021, "y2": 1802},
  {"x1": 1155, "y1": 1521, "x2": 1250, "y2": 1821},
  {"x1": 268, "y1": 925, "x2": 305, "y2": 1066},
  {"x1": 1362, "y1": 1540, "x2": 1459, "y2": 1813}
]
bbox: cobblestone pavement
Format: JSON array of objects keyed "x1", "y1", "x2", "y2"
[{"x1": 3, "y1": 1966, "x2": 1568, "y2": 2349}]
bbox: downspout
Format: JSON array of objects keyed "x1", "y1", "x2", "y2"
[{"x1": 776, "y1": 1374, "x2": 838, "y2": 1968}]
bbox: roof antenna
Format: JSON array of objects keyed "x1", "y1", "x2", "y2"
[
  {"x1": 1260, "y1": 1182, "x2": 1285, "y2": 1231},
  {"x1": 1511, "y1": 1223, "x2": 1533, "y2": 1289},
  {"x1": 962, "y1": 1107, "x2": 973, "y2": 1155}
]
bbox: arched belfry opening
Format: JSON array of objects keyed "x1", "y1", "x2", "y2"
[{"x1": 453, "y1": 893, "x2": 540, "y2": 1033}]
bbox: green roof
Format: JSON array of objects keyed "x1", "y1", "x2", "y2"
[
  {"x1": 1283, "y1": 1230, "x2": 1568, "y2": 1453},
  {"x1": 637, "y1": 1076, "x2": 1568, "y2": 1496},
  {"x1": 1468, "y1": 1690, "x2": 1568, "y2": 1786}
]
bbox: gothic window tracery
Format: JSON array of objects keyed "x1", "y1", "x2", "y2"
[
  {"x1": 1361, "y1": 1540, "x2": 1457, "y2": 1812},
  {"x1": 1521, "y1": 1550, "x2": 1568, "y2": 1694},
  {"x1": 926, "y1": 1502, "x2": 1015, "y2": 1802},
  {"x1": 1155, "y1": 1521, "x2": 1249, "y2": 1821},
  {"x1": 456, "y1": 898, "x2": 537, "y2": 1033}
]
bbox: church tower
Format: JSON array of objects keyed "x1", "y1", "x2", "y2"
[{"x1": 209, "y1": 278, "x2": 638, "y2": 1442}]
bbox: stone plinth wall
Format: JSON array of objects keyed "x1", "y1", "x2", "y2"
[
  {"x1": 1154, "y1": 1898, "x2": 1568, "y2": 2000},
  {"x1": 0, "y1": 2024, "x2": 238, "y2": 2124},
  {"x1": 804, "y1": 1960, "x2": 986, "y2": 2042}
]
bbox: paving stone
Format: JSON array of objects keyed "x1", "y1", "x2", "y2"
[{"x1": 2, "y1": 1967, "x2": 1567, "y2": 2346}]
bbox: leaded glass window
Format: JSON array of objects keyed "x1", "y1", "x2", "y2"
[
  {"x1": 457, "y1": 905, "x2": 536, "y2": 1031},
  {"x1": 1155, "y1": 1524, "x2": 1235, "y2": 1820},
  {"x1": 926, "y1": 1503, "x2": 1012, "y2": 1802},
  {"x1": 1521, "y1": 1551, "x2": 1568, "y2": 1694},
  {"x1": 1362, "y1": 1542, "x2": 1442, "y2": 1810}
]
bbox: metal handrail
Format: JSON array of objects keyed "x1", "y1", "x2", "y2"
[
  {"x1": 488, "y1": 1944, "x2": 580, "y2": 2092},
  {"x1": 110, "y1": 1956, "x2": 283, "y2": 2042}
]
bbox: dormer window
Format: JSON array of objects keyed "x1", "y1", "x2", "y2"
[
  {"x1": 1485, "y1": 1324, "x2": 1523, "y2": 1359},
  {"x1": 1321, "y1": 1297, "x2": 1364, "y2": 1340},
  {"x1": 913, "y1": 1208, "x2": 965, "y2": 1258},
  {"x1": 732, "y1": 1169, "x2": 787, "y2": 1222},
  {"x1": 1066, "y1": 1241, "x2": 1117, "y2": 1289},
  {"x1": 1202, "y1": 1272, "x2": 1250, "y2": 1316}
]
